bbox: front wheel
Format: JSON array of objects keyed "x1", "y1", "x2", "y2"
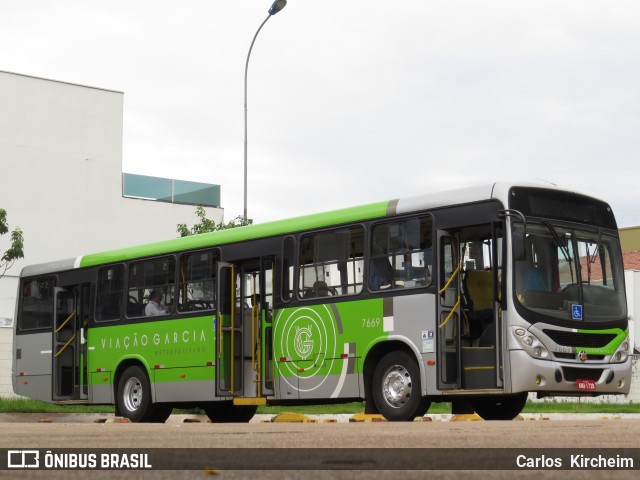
[
  {"x1": 472, "y1": 392, "x2": 528, "y2": 420},
  {"x1": 372, "y1": 351, "x2": 429, "y2": 421}
]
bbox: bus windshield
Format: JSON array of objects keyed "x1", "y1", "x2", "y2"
[{"x1": 513, "y1": 222, "x2": 626, "y2": 324}]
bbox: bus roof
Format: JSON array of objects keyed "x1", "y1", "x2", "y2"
[{"x1": 21, "y1": 181, "x2": 601, "y2": 277}]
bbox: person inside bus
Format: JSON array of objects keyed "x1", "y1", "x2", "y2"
[
  {"x1": 524, "y1": 265, "x2": 548, "y2": 292},
  {"x1": 369, "y1": 239, "x2": 394, "y2": 290},
  {"x1": 145, "y1": 290, "x2": 168, "y2": 316}
]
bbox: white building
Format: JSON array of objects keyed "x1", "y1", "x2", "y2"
[{"x1": 0, "y1": 71, "x2": 223, "y2": 396}]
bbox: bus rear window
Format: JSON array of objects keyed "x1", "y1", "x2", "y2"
[{"x1": 19, "y1": 277, "x2": 55, "y2": 330}]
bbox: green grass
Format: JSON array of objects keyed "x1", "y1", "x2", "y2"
[
  {"x1": 1, "y1": 397, "x2": 638, "y2": 415},
  {"x1": 0, "y1": 397, "x2": 113, "y2": 414},
  {"x1": 521, "y1": 401, "x2": 640, "y2": 414}
]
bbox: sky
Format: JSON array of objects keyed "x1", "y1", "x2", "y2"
[{"x1": 1, "y1": 0, "x2": 640, "y2": 227}]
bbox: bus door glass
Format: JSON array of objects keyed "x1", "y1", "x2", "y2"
[
  {"x1": 457, "y1": 225, "x2": 502, "y2": 390},
  {"x1": 216, "y1": 262, "x2": 241, "y2": 396},
  {"x1": 237, "y1": 261, "x2": 259, "y2": 398},
  {"x1": 437, "y1": 231, "x2": 461, "y2": 389},
  {"x1": 261, "y1": 258, "x2": 275, "y2": 396},
  {"x1": 492, "y1": 222, "x2": 504, "y2": 387},
  {"x1": 52, "y1": 284, "x2": 89, "y2": 400}
]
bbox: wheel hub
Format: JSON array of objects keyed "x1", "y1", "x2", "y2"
[
  {"x1": 123, "y1": 376, "x2": 143, "y2": 412},
  {"x1": 382, "y1": 364, "x2": 412, "y2": 408}
]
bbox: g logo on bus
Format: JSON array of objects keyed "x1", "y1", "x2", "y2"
[
  {"x1": 577, "y1": 350, "x2": 587, "y2": 362},
  {"x1": 294, "y1": 326, "x2": 314, "y2": 360}
]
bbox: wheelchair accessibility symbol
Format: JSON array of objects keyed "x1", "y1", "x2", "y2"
[{"x1": 572, "y1": 304, "x2": 583, "y2": 320}]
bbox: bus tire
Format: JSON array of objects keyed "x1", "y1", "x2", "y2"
[
  {"x1": 472, "y1": 392, "x2": 528, "y2": 420},
  {"x1": 372, "y1": 351, "x2": 429, "y2": 422},
  {"x1": 149, "y1": 404, "x2": 173, "y2": 423},
  {"x1": 116, "y1": 365, "x2": 155, "y2": 423},
  {"x1": 203, "y1": 401, "x2": 257, "y2": 423}
]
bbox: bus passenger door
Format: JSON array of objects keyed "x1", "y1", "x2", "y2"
[
  {"x1": 234, "y1": 258, "x2": 273, "y2": 403},
  {"x1": 52, "y1": 284, "x2": 89, "y2": 401},
  {"x1": 437, "y1": 223, "x2": 503, "y2": 392},
  {"x1": 216, "y1": 258, "x2": 273, "y2": 403},
  {"x1": 260, "y1": 258, "x2": 275, "y2": 397},
  {"x1": 216, "y1": 262, "x2": 241, "y2": 397},
  {"x1": 437, "y1": 232, "x2": 461, "y2": 390}
]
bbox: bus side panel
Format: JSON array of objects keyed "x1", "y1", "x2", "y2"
[
  {"x1": 389, "y1": 293, "x2": 437, "y2": 396},
  {"x1": 87, "y1": 315, "x2": 217, "y2": 404},
  {"x1": 13, "y1": 332, "x2": 53, "y2": 402},
  {"x1": 273, "y1": 299, "x2": 385, "y2": 401},
  {"x1": 272, "y1": 294, "x2": 436, "y2": 401},
  {"x1": 89, "y1": 371, "x2": 113, "y2": 404},
  {"x1": 154, "y1": 367, "x2": 217, "y2": 402}
]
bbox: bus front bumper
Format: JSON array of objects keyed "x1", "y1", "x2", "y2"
[{"x1": 509, "y1": 350, "x2": 632, "y2": 395}]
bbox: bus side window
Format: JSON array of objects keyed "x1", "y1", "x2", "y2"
[
  {"x1": 282, "y1": 236, "x2": 295, "y2": 302},
  {"x1": 96, "y1": 266, "x2": 125, "y2": 322},
  {"x1": 298, "y1": 226, "x2": 364, "y2": 299},
  {"x1": 128, "y1": 257, "x2": 176, "y2": 317},
  {"x1": 369, "y1": 216, "x2": 432, "y2": 291},
  {"x1": 178, "y1": 251, "x2": 216, "y2": 313}
]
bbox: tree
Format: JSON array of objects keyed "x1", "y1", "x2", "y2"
[
  {"x1": 177, "y1": 206, "x2": 252, "y2": 237},
  {"x1": 0, "y1": 208, "x2": 24, "y2": 278}
]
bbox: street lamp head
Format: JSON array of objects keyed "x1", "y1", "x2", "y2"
[{"x1": 268, "y1": 0, "x2": 287, "y2": 15}]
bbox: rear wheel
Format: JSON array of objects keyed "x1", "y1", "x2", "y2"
[
  {"x1": 149, "y1": 404, "x2": 173, "y2": 423},
  {"x1": 116, "y1": 365, "x2": 170, "y2": 423},
  {"x1": 372, "y1": 351, "x2": 430, "y2": 421},
  {"x1": 203, "y1": 401, "x2": 257, "y2": 423},
  {"x1": 472, "y1": 392, "x2": 528, "y2": 420}
]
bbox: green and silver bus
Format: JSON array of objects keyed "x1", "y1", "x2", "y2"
[{"x1": 12, "y1": 183, "x2": 632, "y2": 422}]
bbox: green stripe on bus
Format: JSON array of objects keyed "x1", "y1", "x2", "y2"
[
  {"x1": 80, "y1": 201, "x2": 390, "y2": 267},
  {"x1": 575, "y1": 328, "x2": 627, "y2": 356}
]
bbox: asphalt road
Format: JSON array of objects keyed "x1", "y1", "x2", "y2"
[{"x1": 1, "y1": 414, "x2": 639, "y2": 479}]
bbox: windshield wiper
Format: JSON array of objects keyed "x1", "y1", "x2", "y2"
[
  {"x1": 544, "y1": 222, "x2": 573, "y2": 282},
  {"x1": 585, "y1": 228, "x2": 604, "y2": 285},
  {"x1": 544, "y1": 222, "x2": 570, "y2": 261}
]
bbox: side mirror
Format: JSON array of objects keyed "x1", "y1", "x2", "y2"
[{"x1": 512, "y1": 232, "x2": 527, "y2": 262}]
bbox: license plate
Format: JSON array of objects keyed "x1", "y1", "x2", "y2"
[{"x1": 576, "y1": 379, "x2": 596, "y2": 391}]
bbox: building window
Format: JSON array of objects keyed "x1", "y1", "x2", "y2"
[
  {"x1": 178, "y1": 251, "x2": 216, "y2": 313},
  {"x1": 369, "y1": 216, "x2": 433, "y2": 290},
  {"x1": 298, "y1": 226, "x2": 364, "y2": 298},
  {"x1": 96, "y1": 266, "x2": 125, "y2": 322},
  {"x1": 19, "y1": 277, "x2": 55, "y2": 330},
  {"x1": 128, "y1": 257, "x2": 175, "y2": 317}
]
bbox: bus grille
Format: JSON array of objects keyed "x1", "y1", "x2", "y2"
[
  {"x1": 543, "y1": 330, "x2": 616, "y2": 348},
  {"x1": 562, "y1": 367, "x2": 603, "y2": 382},
  {"x1": 554, "y1": 352, "x2": 605, "y2": 361}
]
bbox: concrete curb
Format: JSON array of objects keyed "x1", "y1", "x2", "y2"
[{"x1": 2, "y1": 412, "x2": 640, "y2": 424}]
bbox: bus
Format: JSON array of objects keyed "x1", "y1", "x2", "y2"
[{"x1": 12, "y1": 183, "x2": 632, "y2": 422}]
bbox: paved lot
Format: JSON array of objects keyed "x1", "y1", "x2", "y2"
[{"x1": 0, "y1": 414, "x2": 638, "y2": 479}]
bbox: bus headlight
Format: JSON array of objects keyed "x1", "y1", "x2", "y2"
[
  {"x1": 512, "y1": 327, "x2": 549, "y2": 359},
  {"x1": 610, "y1": 340, "x2": 629, "y2": 364}
]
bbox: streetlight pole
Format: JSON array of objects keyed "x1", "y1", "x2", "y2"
[{"x1": 244, "y1": 0, "x2": 287, "y2": 225}]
